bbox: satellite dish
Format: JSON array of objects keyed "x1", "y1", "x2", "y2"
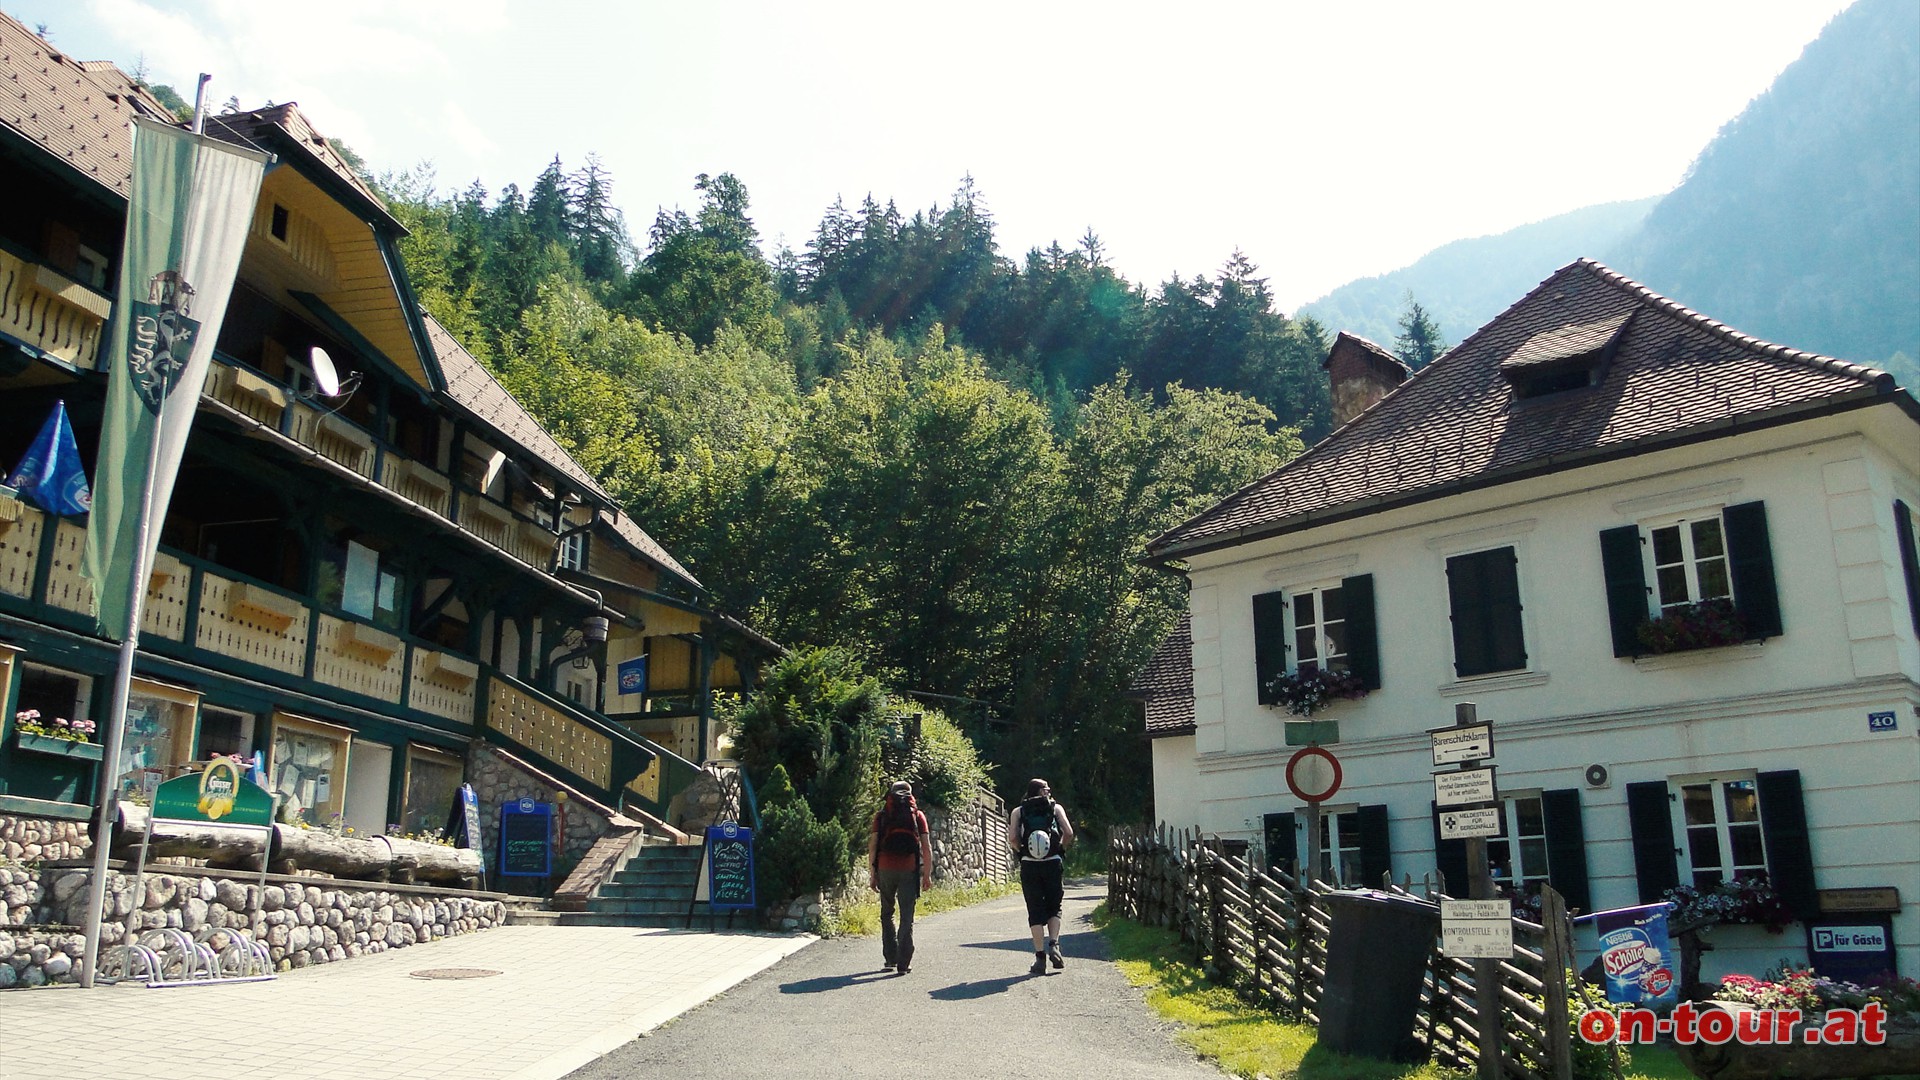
[{"x1": 310, "y1": 346, "x2": 342, "y2": 397}]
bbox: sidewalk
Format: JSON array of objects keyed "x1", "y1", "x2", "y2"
[{"x1": 0, "y1": 926, "x2": 815, "y2": 1080}]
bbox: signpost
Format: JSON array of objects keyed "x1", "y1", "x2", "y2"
[
  {"x1": 1430, "y1": 702, "x2": 1503, "y2": 1079},
  {"x1": 1286, "y1": 744, "x2": 1343, "y2": 884}
]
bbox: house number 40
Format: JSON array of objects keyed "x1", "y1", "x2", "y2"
[{"x1": 1868, "y1": 711, "x2": 1898, "y2": 733}]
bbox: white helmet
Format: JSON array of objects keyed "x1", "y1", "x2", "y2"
[{"x1": 1026, "y1": 829, "x2": 1053, "y2": 859}]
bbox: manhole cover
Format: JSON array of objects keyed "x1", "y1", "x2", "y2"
[{"x1": 409, "y1": 968, "x2": 502, "y2": 980}]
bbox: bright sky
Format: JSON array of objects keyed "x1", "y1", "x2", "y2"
[{"x1": 11, "y1": 0, "x2": 1853, "y2": 311}]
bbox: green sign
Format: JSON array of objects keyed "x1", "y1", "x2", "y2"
[
  {"x1": 1284, "y1": 720, "x2": 1340, "y2": 746},
  {"x1": 151, "y1": 759, "x2": 274, "y2": 826}
]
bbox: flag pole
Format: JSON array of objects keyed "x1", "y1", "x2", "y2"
[
  {"x1": 78, "y1": 75, "x2": 213, "y2": 988},
  {"x1": 76, "y1": 411, "x2": 163, "y2": 988}
]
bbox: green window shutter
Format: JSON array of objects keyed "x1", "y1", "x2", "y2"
[
  {"x1": 1341, "y1": 573, "x2": 1381, "y2": 690},
  {"x1": 1252, "y1": 590, "x2": 1288, "y2": 705},
  {"x1": 1599, "y1": 525, "x2": 1649, "y2": 658},
  {"x1": 1263, "y1": 811, "x2": 1297, "y2": 877},
  {"x1": 1540, "y1": 788, "x2": 1592, "y2": 913},
  {"x1": 1895, "y1": 500, "x2": 1920, "y2": 637},
  {"x1": 1430, "y1": 801, "x2": 1470, "y2": 898},
  {"x1": 1626, "y1": 781, "x2": 1679, "y2": 903},
  {"x1": 1757, "y1": 770, "x2": 1818, "y2": 921},
  {"x1": 1724, "y1": 500, "x2": 1782, "y2": 639},
  {"x1": 1357, "y1": 803, "x2": 1392, "y2": 888},
  {"x1": 1447, "y1": 547, "x2": 1526, "y2": 677}
]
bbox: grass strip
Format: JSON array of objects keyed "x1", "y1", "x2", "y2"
[
  {"x1": 1091, "y1": 902, "x2": 1690, "y2": 1080},
  {"x1": 821, "y1": 876, "x2": 1020, "y2": 937}
]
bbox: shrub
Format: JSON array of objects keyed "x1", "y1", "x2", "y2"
[{"x1": 753, "y1": 765, "x2": 851, "y2": 906}]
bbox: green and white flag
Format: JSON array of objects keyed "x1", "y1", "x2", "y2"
[{"x1": 83, "y1": 116, "x2": 267, "y2": 639}]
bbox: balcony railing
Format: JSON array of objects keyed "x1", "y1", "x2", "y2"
[
  {"x1": 0, "y1": 246, "x2": 110, "y2": 368},
  {"x1": 0, "y1": 488, "x2": 697, "y2": 814}
]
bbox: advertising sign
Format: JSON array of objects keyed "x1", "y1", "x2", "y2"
[
  {"x1": 617, "y1": 655, "x2": 649, "y2": 696},
  {"x1": 704, "y1": 823, "x2": 756, "y2": 911},
  {"x1": 1592, "y1": 903, "x2": 1680, "y2": 1007},
  {"x1": 151, "y1": 758, "x2": 274, "y2": 827},
  {"x1": 498, "y1": 799, "x2": 553, "y2": 878},
  {"x1": 1434, "y1": 766, "x2": 1497, "y2": 807}
]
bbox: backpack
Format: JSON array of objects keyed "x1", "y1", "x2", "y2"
[
  {"x1": 1018, "y1": 796, "x2": 1061, "y2": 860},
  {"x1": 876, "y1": 793, "x2": 922, "y2": 858}
]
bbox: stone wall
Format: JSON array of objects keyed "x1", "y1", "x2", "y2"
[
  {"x1": 467, "y1": 743, "x2": 613, "y2": 889},
  {"x1": 925, "y1": 788, "x2": 1016, "y2": 887},
  {"x1": 0, "y1": 814, "x2": 89, "y2": 864},
  {"x1": 2, "y1": 865, "x2": 506, "y2": 989}
]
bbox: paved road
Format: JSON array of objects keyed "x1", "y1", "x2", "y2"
[{"x1": 566, "y1": 878, "x2": 1222, "y2": 1080}]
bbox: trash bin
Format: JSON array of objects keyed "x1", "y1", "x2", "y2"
[{"x1": 1317, "y1": 889, "x2": 1440, "y2": 1063}]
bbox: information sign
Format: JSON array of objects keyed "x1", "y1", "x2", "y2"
[
  {"x1": 451, "y1": 783, "x2": 482, "y2": 850},
  {"x1": 1430, "y1": 723, "x2": 1493, "y2": 766},
  {"x1": 1806, "y1": 916, "x2": 1897, "y2": 983},
  {"x1": 1440, "y1": 899, "x2": 1513, "y2": 958},
  {"x1": 704, "y1": 823, "x2": 756, "y2": 911},
  {"x1": 1434, "y1": 766, "x2": 1497, "y2": 807},
  {"x1": 498, "y1": 799, "x2": 553, "y2": 877},
  {"x1": 1438, "y1": 805, "x2": 1502, "y2": 840},
  {"x1": 1283, "y1": 720, "x2": 1339, "y2": 747}
]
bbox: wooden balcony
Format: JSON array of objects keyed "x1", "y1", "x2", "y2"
[{"x1": 0, "y1": 246, "x2": 109, "y2": 367}]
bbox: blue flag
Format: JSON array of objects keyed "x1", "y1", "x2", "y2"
[{"x1": 6, "y1": 400, "x2": 92, "y2": 517}]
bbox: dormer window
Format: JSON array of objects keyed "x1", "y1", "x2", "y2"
[{"x1": 1501, "y1": 311, "x2": 1633, "y2": 398}]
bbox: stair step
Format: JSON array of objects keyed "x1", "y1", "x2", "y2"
[
  {"x1": 553, "y1": 908, "x2": 749, "y2": 930},
  {"x1": 586, "y1": 898, "x2": 696, "y2": 916},
  {"x1": 596, "y1": 882, "x2": 689, "y2": 900}
]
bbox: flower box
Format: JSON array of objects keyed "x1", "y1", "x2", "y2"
[
  {"x1": 1264, "y1": 668, "x2": 1368, "y2": 717},
  {"x1": 14, "y1": 730, "x2": 104, "y2": 762},
  {"x1": 1637, "y1": 596, "x2": 1751, "y2": 655}
]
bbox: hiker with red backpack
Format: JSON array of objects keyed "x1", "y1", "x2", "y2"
[
  {"x1": 1008, "y1": 777, "x2": 1073, "y2": 975},
  {"x1": 867, "y1": 779, "x2": 934, "y2": 974}
]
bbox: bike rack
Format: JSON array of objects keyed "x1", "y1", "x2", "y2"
[{"x1": 99, "y1": 926, "x2": 275, "y2": 987}]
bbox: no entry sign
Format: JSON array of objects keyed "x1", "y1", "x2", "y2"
[{"x1": 1285, "y1": 745, "x2": 1343, "y2": 804}]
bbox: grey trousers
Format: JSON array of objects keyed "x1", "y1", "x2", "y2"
[{"x1": 875, "y1": 867, "x2": 922, "y2": 965}]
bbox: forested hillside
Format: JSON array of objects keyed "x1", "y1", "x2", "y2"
[
  {"x1": 1610, "y1": 0, "x2": 1919, "y2": 378},
  {"x1": 382, "y1": 162, "x2": 1314, "y2": 830}
]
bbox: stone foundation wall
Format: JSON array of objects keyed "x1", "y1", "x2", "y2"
[
  {"x1": 2, "y1": 866, "x2": 506, "y2": 989},
  {"x1": 0, "y1": 814, "x2": 89, "y2": 864},
  {"x1": 467, "y1": 743, "x2": 613, "y2": 885}
]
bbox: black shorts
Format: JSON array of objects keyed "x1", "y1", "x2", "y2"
[{"x1": 1020, "y1": 858, "x2": 1064, "y2": 926}]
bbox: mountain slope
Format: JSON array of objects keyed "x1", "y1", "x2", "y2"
[
  {"x1": 1610, "y1": 0, "x2": 1919, "y2": 376},
  {"x1": 1296, "y1": 198, "x2": 1657, "y2": 349}
]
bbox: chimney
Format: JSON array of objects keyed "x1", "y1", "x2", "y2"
[{"x1": 1323, "y1": 332, "x2": 1410, "y2": 427}]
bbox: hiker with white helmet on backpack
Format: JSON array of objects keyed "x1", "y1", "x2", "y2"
[
  {"x1": 868, "y1": 779, "x2": 934, "y2": 974},
  {"x1": 1007, "y1": 777, "x2": 1073, "y2": 975}
]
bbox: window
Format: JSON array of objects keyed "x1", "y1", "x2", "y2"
[
  {"x1": 1895, "y1": 499, "x2": 1920, "y2": 636},
  {"x1": 270, "y1": 203, "x2": 289, "y2": 241},
  {"x1": 197, "y1": 708, "x2": 256, "y2": 761},
  {"x1": 557, "y1": 531, "x2": 586, "y2": 572},
  {"x1": 1291, "y1": 586, "x2": 1347, "y2": 674},
  {"x1": 16, "y1": 664, "x2": 92, "y2": 735},
  {"x1": 401, "y1": 745, "x2": 464, "y2": 835},
  {"x1": 318, "y1": 527, "x2": 404, "y2": 630},
  {"x1": 1319, "y1": 809, "x2": 1366, "y2": 886},
  {"x1": 75, "y1": 245, "x2": 109, "y2": 290},
  {"x1": 1488, "y1": 794, "x2": 1550, "y2": 897},
  {"x1": 1445, "y1": 546, "x2": 1527, "y2": 677},
  {"x1": 117, "y1": 680, "x2": 201, "y2": 797},
  {"x1": 1648, "y1": 515, "x2": 1730, "y2": 615},
  {"x1": 268, "y1": 714, "x2": 351, "y2": 826},
  {"x1": 1678, "y1": 775, "x2": 1768, "y2": 889}
]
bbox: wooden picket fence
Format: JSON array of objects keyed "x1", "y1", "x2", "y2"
[{"x1": 1108, "y1": 824, "x2": 1582, "y2": 1080}]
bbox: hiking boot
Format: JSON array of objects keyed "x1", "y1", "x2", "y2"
[
  {"x1": 1029, "y1": 952, "x2": 1047, "y2": 975},
  {"x1": 1047, "y1": 941, "x2": 1064, "y2": 969},
  {"x1": 897, "y1": 949, "x2": 912, "y2": 975}
]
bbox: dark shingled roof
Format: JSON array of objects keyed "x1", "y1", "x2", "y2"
[
  {"x1": 1128, "y1": 614, "x2": 1194, "y2": 737},
  {"x1": 0, "y1": 14, "x2": 178, "y2": 199},
  {"x1": 1150, "y1": 259, "x2": 1903, "y2": 559}
]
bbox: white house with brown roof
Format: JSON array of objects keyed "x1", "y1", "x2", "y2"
[{"x1": 1141, "y1": 259, "x2": 1920, "y2": 980}]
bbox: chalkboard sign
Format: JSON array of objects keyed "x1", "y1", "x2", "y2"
[
  {"x1": 499, "y1": 798, "x2": 553, "y2": 878},
  {"x1": 705, "y1": 823, "x2": 756, "y2": 911},
  {"x1": 447, "y1": 783, "x2": 482, "y2": 850}
]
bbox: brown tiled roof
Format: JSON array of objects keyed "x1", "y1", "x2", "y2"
[
  {"x1": 203, "y1": 103, "x2": 391, "y2": 222},
  {"x1": 0, "y1": 13, "x2": 177, "y2": 199},
  {"x1": 1149, "y1": 260, "x2": 1903, "y2": 558},
  {"x1": 1128, "y1": 614, "x2": 1195, "y2": 737},
  {"x1": 423, "y1": 315, "x2": 700, "y2": 587}
]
